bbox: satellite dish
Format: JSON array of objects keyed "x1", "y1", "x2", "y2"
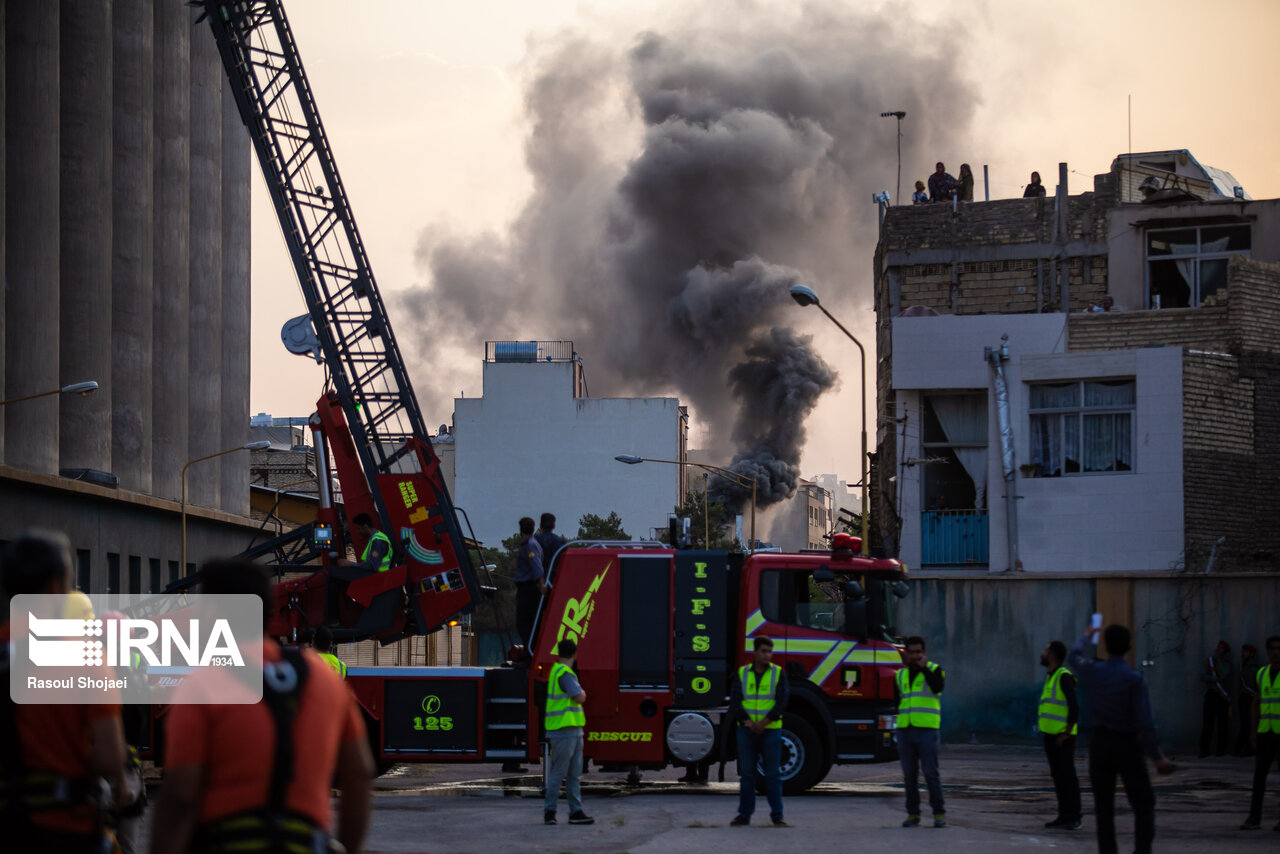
[{"x1": 281, "y1": 314, "x2": 323, "y2": 362}]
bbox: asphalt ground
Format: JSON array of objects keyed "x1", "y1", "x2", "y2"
[
  {"x1": 134, "y1": 745, "x2": 1279, "y2": 852},
  {"x1": 352, "y1": 745, "x2": 1280, "y2": 853}
]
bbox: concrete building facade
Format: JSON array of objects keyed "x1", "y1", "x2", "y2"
[
  {"x1": 1, "y1": 3, "x2": 255, "y2": 590},
  {"x1": 873, "y1": 153, "x2": 1280, "y2": 575},
  {"x1": 453, "y1": 341, "x2": 686, "y2": 547}
]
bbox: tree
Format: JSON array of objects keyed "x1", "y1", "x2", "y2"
[
  {"x1": 470, "y1": 533, "x2": 523, "y2": 634},
  {"x1": 668, "y1": 489, "x2": 741, "y2": 550},
  {"x1": 577, "y1": 511, "x2": 630, "y2": 541}
]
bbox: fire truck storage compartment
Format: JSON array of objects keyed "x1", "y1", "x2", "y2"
[
  {"x1": 673, "y1": 551, "x2": 729, "y2": 708},
  {"x1": 618, "y1": 555, "x2": 672, "y2": 688},
  {"x1": 381, "y1": 670, "x2": 484, "y2": 755}
]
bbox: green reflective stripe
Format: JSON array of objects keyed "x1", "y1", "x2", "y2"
[
  {"x1": 546, "y1": 662, "x2": 585, "y2": 730},
  {"x1": 1259, "y1": 666, "x2": 1280, "y2": 734},
  {"x1": 1038, "y1": 667, "x2": 1077, "y2": 735},
  {"x1": 362, "y1": 530, "x2": 393, "y2": 572},
  {"x1": 744, "y1": 609, "x2": 766, "y2": 638},
  {"x1": 897, "y1": 663, "x2": 941, "y2": 729},
  {"x1": 739, "y1": 664, "x2": 782, "y2": 729}
]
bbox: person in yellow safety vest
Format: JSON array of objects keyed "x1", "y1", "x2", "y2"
[
  {"x1": 729, "y1": 636, "x2": 789, "y2": 827},
  {"x1": 1038, "y1": 640, "x2": 1081, "y2": 831},
  {"x1": 896, "y1": 634, "x2": 946, "y2": 828},
  {"x1": 313, "y1": 625, "x2": 346, "y2": 680},
  {"x1": 338, "y1": 512, "x2": 392, "y2": 574},
  {"x1": 543, "y1": 639, "x2": 593, "y2": 826},
  {"x1": 1241, "y1": 634, "x2": 1280, "y2": 831}
]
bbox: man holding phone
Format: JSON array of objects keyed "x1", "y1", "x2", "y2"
[{"x1": 1069, "y1": 622, "x2": 1174, "y2": 854}]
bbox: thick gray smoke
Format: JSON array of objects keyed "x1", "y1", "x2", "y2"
[{"x1": 400, "y1": 3, "x2": 974, "y2": 508}]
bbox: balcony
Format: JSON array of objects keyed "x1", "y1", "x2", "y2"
[{"x1": 921, "y1": 509, "x2": 988, "y2": 567}]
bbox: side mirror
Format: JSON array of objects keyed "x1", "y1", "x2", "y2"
[
  {"x1": 845, "y1": 599, "x2": 868, "y2": 641},
  {"x1": 844, "y1": 580, "x2": 864, "y2": 599},
  {"x1": 891, "y1": 580, "x2": 910, "y2": 599}
]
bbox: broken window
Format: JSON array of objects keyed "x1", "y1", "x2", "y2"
[{"x1": 1146, "y1": 224, "x2": 1251, "y2": 308}]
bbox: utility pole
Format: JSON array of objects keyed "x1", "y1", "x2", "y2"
[{"x1": 880, "y1": 111, "x2": 906, "y2": 204}]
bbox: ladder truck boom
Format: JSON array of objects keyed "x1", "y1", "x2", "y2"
[{"x1": 201, "y1": 0, "x2": 483, "y2": 639}]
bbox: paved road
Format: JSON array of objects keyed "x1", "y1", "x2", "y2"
[{"x1": 357, "y1": 745, "x2": 1279, "y2": 853}]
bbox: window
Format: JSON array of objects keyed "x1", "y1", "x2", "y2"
[
  {"x1": 1147, "y1": 224, "x2": 1250, "y2": 308},
  {"x1": 1028, "y1": 380, "x2": 1134, "y2": 476},
  {"x1": 922, "y1": 393, "x2": 988, "y2": 510},
  {"x1": 760, "y1": 569, "x2": 900, "y2": 641}
]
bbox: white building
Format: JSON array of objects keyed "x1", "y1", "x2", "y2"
[{"x1": 453, "y1": 341, "x2": 687, "y2": 547}]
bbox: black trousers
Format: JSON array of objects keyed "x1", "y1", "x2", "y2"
[
  {"x1": 1043, "y1": 732, "x2": 1081, "y2": 821},
  {"x1": 516, "y1": 580, "x2": 540, "y2": 648},
  {"x1": 1234, "y1": 694, "x2": 1256, "y2": 755},
  {"x1": 1200, "y1": 691, "x2": 1231, "y2": 755},
  {"x1": 1248, "y1": 732, "x2": 1280, "y2": 822},
  {"x1": 1089, "y1": 727, "x2": 1156, "y2": 854}
]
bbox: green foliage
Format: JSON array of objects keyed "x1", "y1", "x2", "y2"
[
  {"x1": 672, "y1": 490, "x2": 741, "y2": 550},
  {"x1": 577, "y1": 511, "x2": 630, "y2": 541},
  {"x1": 470, "y1": 534, "x2": 523, "y2": 633}
]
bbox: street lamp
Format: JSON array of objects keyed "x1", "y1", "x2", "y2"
[
  {"x1": 0, "y1": 380, "x2": 99, "y2": 406},
  {"x1": 182, "y1": 441, "x2": 272, "y2": 574},
  {"x1": 614, "y1": 454, "x2": 757, "y2": 551},
  {"x1": 789, "y1": 284, "x2": 870, "y2": 555}
]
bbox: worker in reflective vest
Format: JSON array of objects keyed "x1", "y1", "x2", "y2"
[
  {"x1": 543, "y1": 639, "x2": 593, "y2": 826},
  {"x1": 1038, "y1": 640, "x2": 1081, "y2": 831},
  {"x1": 313, "y1": 625, "x2": 346, "y2": 680},
  {"x1": 339, "y1": 512, "x2": 392, "y2": 573},
  {"x1": 896, "y1": 635, "x2": 945, "y2": 828},
  {"x1": 729, "y1": 636, "x2": 789, "y2": 827},
  {"x1": 1242, "y1": 634, "x2": 1280, "y2": 830}
]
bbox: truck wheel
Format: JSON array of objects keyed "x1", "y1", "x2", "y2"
[{"x1": 755, "y1": 713, "x2": 825, "y2": 795}]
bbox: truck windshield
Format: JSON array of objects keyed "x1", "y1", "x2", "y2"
[{"x1": 760, "y1": 569, "x2": 899, "y2": 641}]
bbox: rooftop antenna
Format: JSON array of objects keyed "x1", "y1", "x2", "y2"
[{"x1": 880, "y1": 111, "x2": 906, "y2": 205}]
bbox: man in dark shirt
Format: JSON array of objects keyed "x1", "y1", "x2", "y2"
[
  {"x1": 513, "y1": 516, "x2": 545, "y2": 650},
  {"x1": 728, "y1": 636, "x2": 790, "y2": 827},
  {"x1": 1038, "y1": 640, "x2": 1081, "y2": 830},
  {"x1": 534, "y1": 513, "x2": 568, "y2": 574},
  {"x1": 1199, "y1": 640, "x2": 1233, "y2": 757},
  {"x1": 928, "y1": 161, "x2": 956, "y2": 203},
  {"x1": 1069, "y1": 624, "x2": 1174, "y2": 854}
]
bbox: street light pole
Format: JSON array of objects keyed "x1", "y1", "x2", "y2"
[
  {"x1": 182, "y1": 441, "x2": 272, "y2": 575},
  {"x1": 615, "y1": 455, "x2": 756, "y2": 551},
  {"x1": 0, "y1": 380, "x2": 99, "y2": 406},
  {"x1": 789, "y1": 284, "x2": 870, "y2": 555}
]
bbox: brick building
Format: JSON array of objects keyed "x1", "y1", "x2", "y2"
[{"x1": 873, "y1": 153, "x2": 1280, "y2": 574}]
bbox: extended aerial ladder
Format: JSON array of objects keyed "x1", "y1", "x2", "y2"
[{"x1": 200, "y1": 0, "x2": 486, "y2": 641}]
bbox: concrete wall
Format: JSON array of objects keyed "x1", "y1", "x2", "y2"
[
  {"x1": 454, "y1": 360, "x2": 681, "y2": 546},
  {"x1": 891, "y1": 314, "x2": 1183, "y2": 573},
  {"x1": 0, "y1": 466, "x2": 261, "y2": 594},
  {"x1": 1106, "y1": 197, "x2": 1280, "y2": 311},
  {"x1": 0, "y1": 4, "x2": 252, "y2": 516},
  {"x1": 896, "y1": 573, "x2": 1280, "y2": 751}
]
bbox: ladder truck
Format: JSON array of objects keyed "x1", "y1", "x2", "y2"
[{"x1": 200, "y1": 0, "x2": 487, "y2": 643}]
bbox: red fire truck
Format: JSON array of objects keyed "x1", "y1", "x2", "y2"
[{"x1": 345, "y1": 540, "x2": 910, "y2": 792}]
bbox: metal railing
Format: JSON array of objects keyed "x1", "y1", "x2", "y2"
[
  {"x1": 920, "y1": 509, "x2": 989, "y2": 566},
  {"x1": 484, "y1": 340, "x2": 576, "y2": 363}
]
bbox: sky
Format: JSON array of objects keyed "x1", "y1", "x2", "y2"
[{"x1": 247, "y1": 0, "x2": 1280, "y2": 502}]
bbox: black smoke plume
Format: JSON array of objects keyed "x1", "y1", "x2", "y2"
[{"x1": 400, "y1": 4, "x2": 974, "y2": 507}]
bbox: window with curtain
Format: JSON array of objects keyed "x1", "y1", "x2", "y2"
[
  {"x1": 1028, "y1": 379, "x2": 1134, "y2": 476},
  {"x1": 922, "y1": 393, "x2": 988, "y2": 510},
  {"x1": 1147, "y1": 224, "x2": 1250, "y2": 308}
]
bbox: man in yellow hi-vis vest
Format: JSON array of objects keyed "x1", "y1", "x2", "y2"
[
  {"x1": 729, "y1": 636, "x2": 789, "y2": 827},
  {"x1": 1038, "y1": 640, "x2": 1081, "y2": 830},
  {"x1": 1241, "y1": 634, "x2": 1280, "y2": 831},
  {"x1": 544, "y1": 639, "x2": 593, "y2": 826},
  {"x1": 313, "y1": 626, "x2": 346, "y2": 680},
  {"x1": 338, "y1": 513, "x2": 392, "y2": 574},
  {"x1": 896, "y1": 635, "x2": 945, "y2": 828}
]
